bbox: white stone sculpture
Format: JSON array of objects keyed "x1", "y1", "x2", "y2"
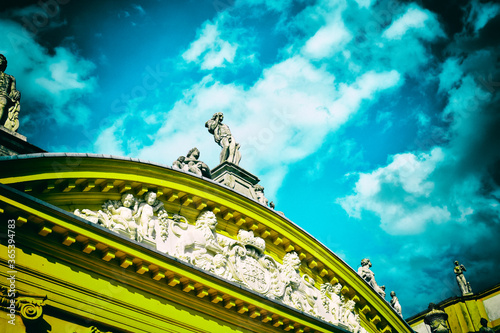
[
  {"x1": 357, "y1": 259, "x2": 386, "y2": 298},
  {"x1": 135, "y1": 191, "x2": 165, "y2": 240},
  {"x1": 74, "y1": 196, "x2": 371, "y2": 333},
  {"x1": 390, "y1": 291, "x2": 402, "y2": 317},
  {"x1": 172, "y1": 148, "x2": 212, "y2": 178},
  {"x1": 205, "y1": 112, "x2": 242, "y2": 165},
  {"x1": 320, "y1": 283, "x2": 344, "y2": 323},
  {"x1": 279, "y1": 252, "x2": 321, "y2": 316},
  {"x1": 340, "y1": 300, "x2": 367, "y2": 333},
  {"x1": 252, "y1": 184, "x2": 269, "y2": 206},
  {"x1": 454, "y1": 261, "x2": 472, "y2": 296},
  {"x1": 175, "y1": 210, "x2": 225, "y2": 270},
  {"x1": 102, "y1": 193, "x2": 140, "y2": 239}
]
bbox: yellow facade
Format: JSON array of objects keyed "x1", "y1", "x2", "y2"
[
  {"x1": 0, "y1": 153, "x2": 412, "y2": 333},
  {"x1": 407, "y1": 284, "x2": 500, "y2": 333}
]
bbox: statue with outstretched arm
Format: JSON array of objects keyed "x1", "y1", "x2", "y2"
[{"x1": 205, "y1": 112, "x2": 241, "y2": 165}]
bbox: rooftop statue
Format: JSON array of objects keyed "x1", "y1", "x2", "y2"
[
  {"x1": 253, "y1": 184, "x2": 269, "y2": 206},
  {"x1": 454, "y1": 260, "x2": 472, "y2": 296},
  {"x1": 357, "y1": 258, "x2": 386, "y2": 298},
  {"x1": 205, "y1": 112, "x2": 241, "y2": 165},
  {"x1": 390, "y1": 291, "x2": 402, "y2": 317},
  {"x1": 0, "y1": 54, "x2": 21, "y2": 132},
  {"x1": 172, "y1": 147, "x2": 212, "y2": 179}
]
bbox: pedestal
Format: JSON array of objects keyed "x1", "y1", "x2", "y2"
[
  {"x1": 211, "y1": 162, "x2": 260, "y2": 199},
  {"x1": 0, "y1": 125, "x2": 46, "y2": 156}
]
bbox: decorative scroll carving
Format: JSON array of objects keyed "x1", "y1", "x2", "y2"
[
  {"x1": 1, "y1": 286, "x2": 46, "y2": 321},
  {"x1": 74, "y1": 195, "x2": 371, "y2": 333}
]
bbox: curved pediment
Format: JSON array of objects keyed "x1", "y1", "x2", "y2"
[{"x1": 0, "y1": 153, "x2": 412, "y2": 333}]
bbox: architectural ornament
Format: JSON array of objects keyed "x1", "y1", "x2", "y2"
[
  {"x1": 0, "y1": 54, "x2": 21, "y2": 132},
  {"x1": 252, "y1": 184, "x2": 269, "y2": 206},
  {"x1": 172, "y1": 147, "x2": 212, "y2": 179},
  {"x1": 390, "y1": 291, "x2": 402, "y2": 317},
  {"x1": 74, "y1": 195, "x2": 372, "y2": 333},
  {"x1": 454, "y1": 260, "x2": 472, "y2": 296},
  {"x1": 1, "y1": 286, "x2": 46, "y2": 321},
  {"x1": 424, "y1": 303, "x2": 450, "y2": 333},
  {"x1": 205, "y1": 112, "x2": 241, "y2": 165},
  {"x1": 357, "y1": 259, "x2": 386, "y2": 298}
]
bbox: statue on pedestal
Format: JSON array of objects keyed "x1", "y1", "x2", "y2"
[
  {"x1": 205, "y1": 112, "x2": 241, "y2": 165},
  {"x1": 424, "y1": 303, "x2": 450, "y2": 333},
  {"x1": 454, "y1": 260, "x2": 472, "y2": 296},
  {"x1": 0, "y1": 54, "x2": 21, "y2": 132}
]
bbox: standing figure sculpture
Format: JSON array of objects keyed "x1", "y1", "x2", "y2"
[
  {"x1": 0, "y1": 54, "x2": 21, "y2": 132},
  {"x1": 454, "y1": 261, "x2": 472, "y2": 296},
  {"x1": 357, "y1": 259, "x2": 386, "y2": 298},
  {"x1": 390, "y1": 291, "x2": 402, "y2": 317},
  {"x1": 205, "y1": 112, "x2": 241, "y2": 165}
]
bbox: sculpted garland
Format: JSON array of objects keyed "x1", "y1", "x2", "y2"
[{"x1": 74, "y1": 192, "x2": 367, "y2": 332}]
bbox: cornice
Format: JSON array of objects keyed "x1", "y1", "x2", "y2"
[{"x1": 0, "y1": 154, "x2": 413, "y2": 333}]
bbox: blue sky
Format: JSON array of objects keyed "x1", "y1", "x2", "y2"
[{"x1": 1, "y1": 0, "x2": 500, "y2": 316}]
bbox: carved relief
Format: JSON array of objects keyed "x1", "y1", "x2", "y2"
[
  {"x1": 1, "y1": 286, "x2": 46, "y2": 321},
  {"x1": 74, "y1": 195, "x2": 371, "y2": 333}
]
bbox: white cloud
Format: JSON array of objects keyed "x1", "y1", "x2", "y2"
[
  {"x1": 467, "y1": 0, "x2": 500, "y2": 32},
  {"x1": 236, "y1": 0, "x2": 293, "y2": 12},
  {"x1": 182, "y1": 21, "x2": 237, "y2": 70},
  {"x1": 383, "y1": 6, "x2": 442, "y2": 40},
  {"x1": 302, "y1": 20, "x2": 352, "y2": 59},
  {"x1": 339, "y1": 148, "x2": 451, "y2": 234},
  {"x1": 94, "y1": 119, "x2": 125, "y2": 156},
  {"x1": 0, "y1": 19, "x2": 96, "y2": 126}
]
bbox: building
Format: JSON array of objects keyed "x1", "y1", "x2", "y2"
[
  {"x1": 407, "y1": 283, "x2": 500, "y2": 333},
  {"x1": 0, "y1": 124, "x2": 413, "y2": 333}
]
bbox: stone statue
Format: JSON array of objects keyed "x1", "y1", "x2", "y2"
[
  {"x1": 0, "y1": 54, "x2": 21, "y2": 132},
  {"x1": 280, "y1": 252, "x2": 321, "y2": 316},
  {"x1": 340, "y1": 300, "x2": 367, "y2": 333},
  {"x1": 135, "y1": 191, "x2": 164, "y2": 240},
  {"x1": 454, "y1": 261, "x2": 472, "y2": 296},
  {"x1": 205, "y1": 112, "x2": 241, "y2": 165},
  {"x1": 104, "y1": 193, "x2": 139, "y2": 239},
  {"x1": 424, "y1": 303, "x2": 450, "y2": 333},
  {"x1": 74, "y1": 194, "x2": 374, "y2": 333},
  {"x1": 175, "y1": 210, "x2": 225, "y2": 270},
  {"x1": 253, "y1": 184, "x2": 269, "y2": 206},
  {"x1": 390, "y1": 291, "x2": 402, "y2": 317},
  {"x1": 479, "y1": 318, "x2": 494, "y2": 332},
  {"x1": 357, "y1": 259, "x2": 386, "y2": 298},
  {"x1": 172, "y1": 148, "x2": 212, "y2": 179},
  {"x1": 320, "y1": 283, "x2": 344, "y2": 323}
]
